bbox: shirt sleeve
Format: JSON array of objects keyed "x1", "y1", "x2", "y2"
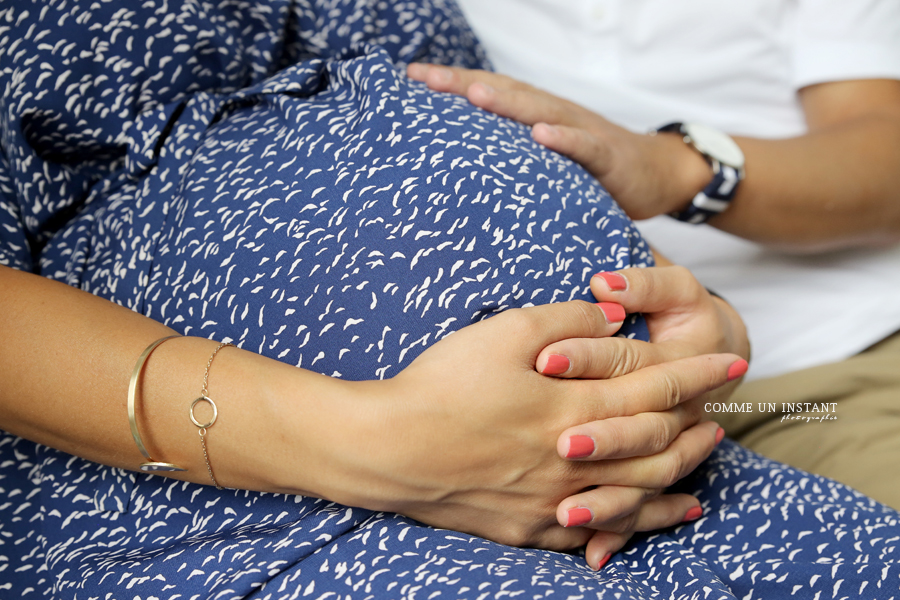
[{"x1": 793, "y1": 0, "x2": 900, "y2": 88}]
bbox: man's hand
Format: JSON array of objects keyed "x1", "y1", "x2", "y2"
[
  {"x1": 407, "y1": 63, "x2": 710, "y2": 220},
  {"x1": 409, "y1": 64, "x2": 900, "y2": 250}
]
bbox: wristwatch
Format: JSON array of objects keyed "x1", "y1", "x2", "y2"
[{"x1": 656, "y1": 122, "x2": 745, "y2": 224}]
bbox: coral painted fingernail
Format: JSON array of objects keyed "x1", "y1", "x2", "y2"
[
  {"x1": 597, "y1": 553, "x2": 612, "y2": 570},
  {"x1": 566, "y1": 507, "x2": 593, "y2": 527},
  {"x1": 596, "y1": 302, "x2": 626, "y2": 323},
  {"x1": 541, "y1": 354, "x2": 570, "y2": 375},
  {"x1": 715, "y1": 427, "x2": 725, "y2": 445},
  {"x1": 566, "y1": 435, "x2": 595, "y2": 458},
  {"x1": 682, "y1": 506, "x2": 703, "y2": 522},
  {"x1": 593, "y1": 272, "x2": 628, "y2": 291},
  {"x1": 726, "y1": 359, "x2": 749, "y2": 381}
]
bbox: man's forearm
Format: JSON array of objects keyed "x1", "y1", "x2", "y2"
[{"x1": 711, "y1": 110, "x2": 900, "y2": 251}]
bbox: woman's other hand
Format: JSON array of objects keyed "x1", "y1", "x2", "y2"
[
  {"x1": 406, "y1": 63, "x2": 711, "y2": 221},
  {"x1": 537, "y1": 264, "x2": 750, "y2": 567}
]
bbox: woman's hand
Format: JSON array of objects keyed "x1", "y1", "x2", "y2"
[
  {"x1": 305, "y1": 299, "x2": 745, "y2": 551},
  {"x1": 536, "y1": 265, "x2": 750, "y2": 567},
  {"x1": 406, "y1": 63, "x2": 711, "y2": 220}
]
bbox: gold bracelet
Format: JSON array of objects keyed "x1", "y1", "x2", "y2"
[
  {"x1": 190, "y1": 342, "x2": 234, "y2": 489},
  {"x1": 128, "y1": 335, "x2": 186, "y2": 472}
]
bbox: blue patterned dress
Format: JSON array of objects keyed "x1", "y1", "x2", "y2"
[{"x1": 1, "y1": 1, "x2": 899, "y2": 598}]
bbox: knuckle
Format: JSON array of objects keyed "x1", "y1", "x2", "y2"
[
  {"x1": 592, "y1": 490, "x2": 634, "y2": 524},
  {"x1": 681, "y1": 400, "x2": 703, "y2": 424},
  {"x1": 577, "y1": 341, "x2": 602, "y2": 378},
  {"x1": 570, "y1": 300, "x2": 605, "y2": 337},
  {"x1": 647, "y1": 415, "x2": 674, "y2": 455},
  {"x1": 504, "y1": 308, "x2": 540, "y2": 339},
  {"x1": 659, "y1": 451, "x2": 686, "y2": 488},
  {"x1": 499, "y1": 520, "x2": 538, "y2": 548},
  {"x1": 672, "y1": 265, "x2": 704, "y2": 300},
  {"x1": 605, "y1": 340, "x2": 644, "y2": 378},
  {"x1": 669, "y1": 264, "x2": 693, "y2": 282},
  {"x1": 601, "y1": 423, "x2": 627, "y2": 457},
  {"x1": 610, "y1": 510, "x2": 640, "y2": 535},
  {"x1": 589, "y1": 502, "x2": 613, "y2": 524},
  {"x1": 661, "y1": 370, "x2": 684, "y2": 410}
]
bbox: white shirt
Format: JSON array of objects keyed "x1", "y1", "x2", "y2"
[{"x1": 455, "y1": 0, "x2": 900, "y2": 379}]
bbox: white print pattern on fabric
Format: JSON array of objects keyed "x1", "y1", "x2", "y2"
[{"x1": 0, "y1": 1, "x2": 899, "y2": 598}]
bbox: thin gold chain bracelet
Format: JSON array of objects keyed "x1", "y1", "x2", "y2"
[{"x1": 190, "y1": 342, "x2": 234, "y2": 489}]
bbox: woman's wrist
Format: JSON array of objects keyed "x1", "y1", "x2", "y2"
[
  {"x1": 707, "y1": 292, "x2": 751, "y2": 361},
  {"x1": 228, "y1": 357, "x2": 411, "y2": 510},
  {"x1": 152, "y1": 343, "x2": 381, "y2": 500}
]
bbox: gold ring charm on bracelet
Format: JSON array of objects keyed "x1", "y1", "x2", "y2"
[
  {"x1": 190, "y1": 396, "x2": 218, "y2": 429},
  {"x1": 191, "y1": 342, "x2": 233, "y2": 489}
]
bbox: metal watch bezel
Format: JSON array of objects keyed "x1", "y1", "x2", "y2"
[{"x1": 682, "y1": 123, "x2": 745, "y2": 171}]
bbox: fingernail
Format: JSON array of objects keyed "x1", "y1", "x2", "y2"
[
  {"x1": 541, "y1": 354, "x2": 570, "y2": 375},
  {"x1": 597, "y1": 553, "x2": 612, "y2": 570},
  {"x1": 407, "y1": 63, "x2": 427, "y2": 79},
  {"x1": 682, "y1": 506, "x2": 703, "y2": 522},
  {"x1": 565, "y1": 507, "x2": 593, "y2": 527},
  {"x1": 471, "y1": 81, "x2": 495, "y2": 96},
  {"x1": 715, "y1": 426, "x2": 725, "y2": 445},
  {"x1": 726, "y1": 359, "x2": 749, "y2": 381},
  {"x1": 532, "y1": 122, "x2": 557, "y2": 139},
  {"x1": 593, "y1": 272, "x2": 628, "y2": 291},
  {"x1": 434, "y1": 67, "x2": 452, "y2": 84},
  {"x1": 566, "y1": 435, "x2": 595, "y2": 458},
  {"x1": 596, "y1": 302, "x2": 626, "y2": 323}
]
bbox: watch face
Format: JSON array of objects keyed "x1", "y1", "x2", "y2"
[{"x1": 684, "y1": 123, "x2": 745, "y2": 169}]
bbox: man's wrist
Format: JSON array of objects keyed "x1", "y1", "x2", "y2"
[
  {"x1": 653, "y1": 131, "x2": 713, "y2": 215},
  {"x1": 655, "y1": 123, "x2": 746, "y2": 224}
]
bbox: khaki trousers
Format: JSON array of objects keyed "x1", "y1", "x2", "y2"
[{"x1": 712, "y1": 330, "x2": 900, "y2": 509}]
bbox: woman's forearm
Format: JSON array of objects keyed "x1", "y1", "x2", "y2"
[{"x1": 0, "y1": 264, "x2": 358, "y2": 497}]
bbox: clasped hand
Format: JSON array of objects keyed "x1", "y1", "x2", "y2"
[{"x1": 323, "y1": 266, "x2": 747, "y2": 570}]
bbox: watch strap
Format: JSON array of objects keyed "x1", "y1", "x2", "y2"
[
  {"x1": 674, "y1": 158, "x2": 742, "y2": 224},
  {"x1": 657, "y1": 122, "x2": 744, "y2": 224}
]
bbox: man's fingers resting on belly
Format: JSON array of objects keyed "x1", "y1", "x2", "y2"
[{"x1": 406, "y1": 63, "x2": 588, "y2": 128}]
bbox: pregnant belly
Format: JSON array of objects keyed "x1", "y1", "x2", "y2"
[{"x1": 57, "y1": 47, "x2": 651, "y2": 380}]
